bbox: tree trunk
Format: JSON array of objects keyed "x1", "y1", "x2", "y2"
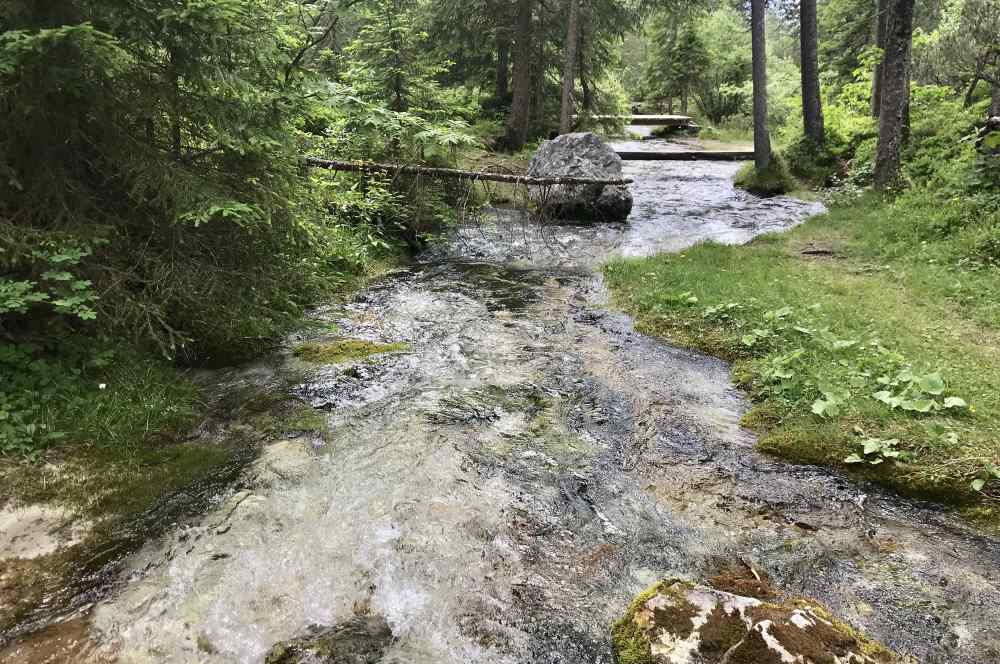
[
  {"x1": 800, "y1": 0, "x2": 825, "y2": 143},
  {"x1": 505, "y1": 0, "x2": 533, "y2": 150},
  {"x1": 873, "y1": 0, "x2": 915, "y2": 190},
  {"x1": 991, "y1": 83, "x2": 1000, "y2": 117},
  {"x1": 964, "y1": 71, "x2": 982, "y2": 109},
  {"x1": 495, "y1": 34, "x2": 510, "y2": 101},
  {"x1": 751, "y1": 0, "x2": 771, "y2": 171},
  {"x1": 578, "y1": 40, "x2": 593, "y2": 112},
  {"x1": 559, "y1": 0, "x2": 580, "y2": 134},
  {"x1": 531, "y1": 36, "x2": 546, "y2": 131},
  {"x1": 872, "y1": 0, "x2": 890, "y2": 117}
]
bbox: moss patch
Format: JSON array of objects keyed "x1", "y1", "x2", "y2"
[
  {"x1": 292, "y1": 338, "x2": 408, "y2": 364},
  {"x1": 734, "y1": 156, "x2": 796, "y2": 196},
  {"x1": 611, "y1": 582, "x2": 669, "y2": 664},
  {"x1": 611, "y1": 580, "x2": 899, "y2": 664},
  {"x1": 264, "y1": 616, "x2": 393, "y2": 664}
]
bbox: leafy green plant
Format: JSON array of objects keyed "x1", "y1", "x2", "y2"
[
  {"x1": 872, "y1": 369, "x2": 968, "y2": 414},
  {"x1": 971, "y1": 466, "x2": 1000, "y2": 493},
  {"x1": 845, "y1": 435, "x2": 909, "y2": 466}
]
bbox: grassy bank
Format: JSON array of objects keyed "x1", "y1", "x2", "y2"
[
  {"x1": 604, "y1": 190, "x2": 1000, "y2": 526},
  {"x1": 0, "y1": 258, "x2": 405, "y2": 635}
]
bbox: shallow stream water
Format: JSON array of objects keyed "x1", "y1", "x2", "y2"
[{"x1": 5, "y1": 138, "x2": 1000, "y2": 663}]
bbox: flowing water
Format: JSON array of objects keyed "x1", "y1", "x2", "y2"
[{"x1": 5, "y1": 138, "x2": 1000, "y2": 663}]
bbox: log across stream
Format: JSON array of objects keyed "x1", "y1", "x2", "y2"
[{"x1": 4, "y1": 140, "x2": 999, "y2": 664}]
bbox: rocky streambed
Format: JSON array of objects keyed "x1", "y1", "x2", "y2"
[{"x1": 3, "y1": 142, "x2": 999, "y2": 663}]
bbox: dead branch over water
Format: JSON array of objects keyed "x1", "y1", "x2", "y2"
[{"x1": 304, "y1": 157, "x2": 633, "y2": 186}]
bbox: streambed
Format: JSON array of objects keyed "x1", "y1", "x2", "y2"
[{"x1": 4, "y1": 139, "x2": 999, "y2": 663}]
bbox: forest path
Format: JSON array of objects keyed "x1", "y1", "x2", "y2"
[{"x1": 5, "y1": 136, "x2": 1000, "y2": 664}]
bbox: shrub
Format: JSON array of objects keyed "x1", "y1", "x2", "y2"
[
  {"x1": 781, "y1": 133, "x2": 848, "y2": 187},
  {"x1": 734, "y1": 155, "x2": 796, "y2": 196}
]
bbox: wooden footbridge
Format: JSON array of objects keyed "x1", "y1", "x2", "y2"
[
  {"x1": 577, "y1": 114, "x2": 754, "y2": 162},
  {"x1": 615, "y1": 150, "x2": 753, "y2": 161}
]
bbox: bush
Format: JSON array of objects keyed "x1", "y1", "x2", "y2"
[
  {"x1": 734, "y1": 155, "x2": 796, "y2": 196},
  {"x1": 781, "y1": 133, "x2": 848, "y2": 187}
]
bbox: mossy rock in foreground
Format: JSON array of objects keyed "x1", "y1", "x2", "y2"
[
  {"x1": 612, "y1": 580, "x2": 903, "y2": 664},
  {"x1": 264, "y1": 615, "x2": 393, "y2": 664}
]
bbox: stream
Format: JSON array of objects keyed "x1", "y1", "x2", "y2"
[{"x1": 5, "y1": 137, "x2": 1000, "y2": 663}]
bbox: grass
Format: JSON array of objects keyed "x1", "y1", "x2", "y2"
[{"x1": 603, "y1": 189, "x2": 1000, "y2": 527}]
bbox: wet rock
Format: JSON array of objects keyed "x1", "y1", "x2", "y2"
[
  {"x1": 612, "y1": 579, "x2": 902, "y2": 664},
  {"x1": 527, "y1": 132, "x2": 633, "y2": 223},
  {"x1": 249, "y1": 440, "x2": 316, "y2": 486},
  {"x1": 264, "y1": 615, "x2": 393, "y2": 664},
  {"x1": 0, "y1": 504, "x2": 90, "y2": 560}
]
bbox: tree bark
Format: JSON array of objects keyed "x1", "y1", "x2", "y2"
[
  {"x1": 800, "y1": 0, "x2": 825, "y2": 143},
  {"x1": 559, "y1": 0, "x2": 580, "y2": 134},
  {"x1": 505, "y1": 0, "x2": 534, "y2": 150},
  {"x1": 964, "y1": 71, "x2": 982, "y2": 109},
  {"x1": 874, "y1": 0, "x2": 915, "y2": 190},
  {"x1": 872, "y1": 0, "x2": 890, "y2": 117},
  {"x1": 991, "y1": 83, "x2": 1000, "y2": 117},
  {"x1": 495, "y1": 34, "x2": 510, "y2": 101},
  {"x1": 751, "y1": 0, "x2": 771, "y2": 171},
  {"x1": 578, "y1": 43, "x2": 592, "y2": 112}
]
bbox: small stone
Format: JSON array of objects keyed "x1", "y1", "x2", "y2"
[{"x1": 264, "y1": 615, "x2": 393, "y2": 664}]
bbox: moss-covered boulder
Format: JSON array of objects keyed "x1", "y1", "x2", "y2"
[
  {"x1": 264, "y1": 615, "x2": 393, "y2": 664},
  {"x1": 612, "y1": 580, "x2": 901, "y2": 664}
]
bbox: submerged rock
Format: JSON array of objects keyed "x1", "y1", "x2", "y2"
[
  {"x1": 527, "y1": 132, "x2": 633, "y2": 223},
  {"x1": 249, "y1": 439, "x2": 316, "y2": 487},
  {"x1": 612, "y1": 580, "x2": 902, "y2": 664},
  {"x1": 264, "y1": 615, "x2": 393, "y2": 664}
]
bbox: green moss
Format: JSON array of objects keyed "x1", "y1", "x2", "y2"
[
  {"x1": 611, "y1": 582, "x2": 666, "y2": 664},
  {"x1": 611, "y1": 581, "x2": 898, "y2": 664},
  {"x1": 252, "y1": 402, "x2": 329, "y2": 438},
  {"x1": 292, "y1": 338, "x2": 409, "y2": 364},
  {"x1": 734, "y1": 156, "x2": 796, "y2": 196}
]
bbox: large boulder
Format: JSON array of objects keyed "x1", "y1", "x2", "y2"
[
  {"x1": 612, "y1": 580, "x2": 903, "y2": 664},
  {"x1": 527, "y1": 132, "x2": 633, "y2": 223}
]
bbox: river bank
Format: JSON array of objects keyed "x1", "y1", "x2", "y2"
[{"x1": 604, "y1": 188, "x2": 1000, "y2": 530}]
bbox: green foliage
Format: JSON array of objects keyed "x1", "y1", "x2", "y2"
[
  {"x1": 692, "y1": 7, "x2": 752, "y2": 124},
  {"x1": 0, "y1": 341, "x2": 199, "y2": 456},
  {"x1": 844, "y1": 434, "x2": 909, "y2": 466},
  {"x1": 643, "y1": 14, "x2": 709, "y2": 112},
  {"x1": 734, "y1": 156, "x2": 795, "y2": 196},
  {"x1": 781, "y1": 135, "x2": 846, "y2": 187}
]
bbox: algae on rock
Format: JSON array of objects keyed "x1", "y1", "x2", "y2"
[
  {"x1": 264, "y1": 615, "x2": 393, "y2": 664},
  {"x1": 612, "y1": 579, "x2": 902, "y2": 664}
]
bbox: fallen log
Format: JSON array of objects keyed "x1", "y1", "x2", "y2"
[{"x1": 305, "y1": 157, "x2": 633, "y2": 186}]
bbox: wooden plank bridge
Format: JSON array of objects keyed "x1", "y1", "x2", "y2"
[
  {"x1": 574, "y1": 114, "x2": 754, "y2": 162},
  {"x1": 577, "y1": 114, "x2": 700, "y2": 129},
  {"x1": 615, "y1": 150, "x2": 754, "y2": 161}
]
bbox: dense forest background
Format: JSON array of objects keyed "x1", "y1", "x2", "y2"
[{"x1": 1, "y1": 0, "x2": 998, "y2": 459}]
